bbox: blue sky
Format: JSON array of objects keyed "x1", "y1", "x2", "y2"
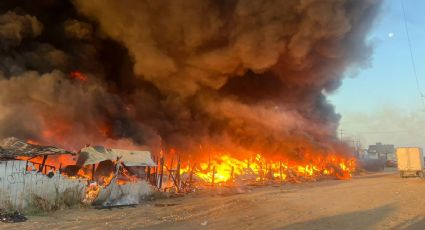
[{"x1": 329, "y1": 0, "x2": 425, "y2": 147}]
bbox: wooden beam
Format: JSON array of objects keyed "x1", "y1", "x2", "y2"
[
  {"x1": 146, "y1": 166, "x2": 151, "y2": 182},
  {"x1": 186, "y1": 162, "x2": 197, "y2": 190},
  {"x1": 211, "y1": 166, "x2": 216, "y2": 187},
  {"x1": 230, "y1": 166, "x2": 234, "y2": 182},
  {"x1": 164, "y1": 165, "x2": 180, "y2": 193},
  {"x1": 91, "y1": 164, "x2": 96, "y2": 180},
  {"x1": 176, "y1": 157, "x2": 181, "y2": 189},
  {"x1": 158, "y1": 157, "x2": 164, "y2": 189},
  {"x1": 279, "y1": 161, "x2": 283, "y2": 185},
  {"x1": 168, "y1": 156, "x2": 174, "y2": 184},
  {"x1": 38, "y1": 155, "x2": 48, "y2": 173}
]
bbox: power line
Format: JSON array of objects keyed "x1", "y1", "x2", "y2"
[
  {"x1": 400, "y1": 0, "x2": 425, "y2": 108},
  {"x1": 357, "y1": 130, "x2": 410, "y2": 134}
]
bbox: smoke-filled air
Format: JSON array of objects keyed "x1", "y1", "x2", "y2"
[{"x1": 0, "y1": 0, "x2": 381, "y2": 160}]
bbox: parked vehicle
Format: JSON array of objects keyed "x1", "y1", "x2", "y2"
[{"x1": 396, "y1": 147, "x2": 424, "y2": 178}]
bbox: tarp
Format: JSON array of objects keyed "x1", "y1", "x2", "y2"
[
  {"x1": 111, "y1": 149, "x2": 157, "y2": 167},
  {"x1": 79, "y1": 146, "x2": 156, "y2": 167}
]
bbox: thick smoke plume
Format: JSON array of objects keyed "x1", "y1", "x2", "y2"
[{"x1": 0, "y1": 1, "x2": 381, "y2": 159}]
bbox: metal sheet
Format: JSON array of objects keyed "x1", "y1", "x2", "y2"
[{"x1": 0, "y1": 137, "x2": 73, "y2": 159}]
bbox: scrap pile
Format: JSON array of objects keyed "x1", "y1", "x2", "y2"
[{"x1": 0, "y1": 210, "x2": 27, "y2": 223}]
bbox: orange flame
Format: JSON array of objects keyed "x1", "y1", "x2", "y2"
[
  {"x1": 70, "y1": 71, "x2": 88, "y2": 82},
  {"x1": 180, "y1": 153, "x2": 355, "y2": 185},
  {"x1": 26, "y1": 139, "x2": 41, "y2": 145}
]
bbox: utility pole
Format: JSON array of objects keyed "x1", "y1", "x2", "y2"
[{"x1": 339, "y1": 129, "x2": 344, "y2": 143}]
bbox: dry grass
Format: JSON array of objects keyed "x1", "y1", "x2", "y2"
[{"x1": 25, "y1": 185, "x2": 86, "y2": 214}]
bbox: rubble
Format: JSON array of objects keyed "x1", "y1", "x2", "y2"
[{"x1": 0, "y1": 210, "x2": 27, "y2": 223}]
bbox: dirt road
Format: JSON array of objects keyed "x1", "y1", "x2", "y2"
[{"x1": 2, "y1": 171, "x2": 425, "y2": 230}]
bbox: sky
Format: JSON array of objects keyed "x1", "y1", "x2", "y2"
[{"x1": 329, "y1": 0, "x2": 425, "y2": 148}]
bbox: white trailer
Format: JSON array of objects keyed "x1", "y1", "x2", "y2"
[{"x1": 396, "y1": 147, "x2": 424, "y2": 178}]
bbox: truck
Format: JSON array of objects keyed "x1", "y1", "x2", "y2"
[{"x1": 396, "y1": 147, "x2": 424, "y2": 178}]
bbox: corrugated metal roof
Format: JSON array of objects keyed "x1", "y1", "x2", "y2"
[{"x1": 0, "y1": 137, "x2": 73, "y2": 159}]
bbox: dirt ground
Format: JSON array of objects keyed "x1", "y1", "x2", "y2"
[{"x1": 2, "y1": 170, "x2": 425, "y2": 230}]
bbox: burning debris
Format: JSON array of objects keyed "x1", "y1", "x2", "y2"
[
  {"x1": 0, "y1": 137, "x2": 355, "y2": 212},
  {"x1": 151, "y1": 150, "x2": 356, "y2": 194}
]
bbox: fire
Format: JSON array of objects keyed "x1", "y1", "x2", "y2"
[
  {"x1": 26, "y1": 139, "x2": 41, "y2": 145},
  {"x1": 17, "y1": 154, "x2": 77, "y2": 172},
  {"x1": 180, "y1": 153, "x2": 356, "y2": 185},
  {"x1": 84, "y1": 182, "x2": 101, "y2": 204},
  {"x1": 117, "y1": 167, "x2": 139, "y2": 185},
  {"x1": 70, "y1": 71, "x2": 88, "y2": 82},
  {"x1": 17, "y1": 137, "x2": 356, "y2": 202},
  {"x1": 82, "y1": 171, "x2": 115, "y2": 204},
  {"x1": 18, "y1": 152, "x2": 118, "y2": 203}
]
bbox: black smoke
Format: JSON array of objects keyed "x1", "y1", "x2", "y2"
[{"x1": 0, "y1": 0, "x2": 381, "y2": 159}]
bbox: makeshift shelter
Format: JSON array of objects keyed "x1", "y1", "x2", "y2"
[{"x1": 0, "y1": 137, "x2": 156, "y2": 209}]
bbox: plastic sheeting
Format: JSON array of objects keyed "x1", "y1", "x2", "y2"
[{"x1": 79, "y1": 146, "x2": 156, "y2": 167}]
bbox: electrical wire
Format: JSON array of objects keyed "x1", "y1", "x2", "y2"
[{"x1": 400, "y1": 0, "x2": 425, "y2": 108}]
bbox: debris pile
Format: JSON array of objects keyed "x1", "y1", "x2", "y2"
[{"x1": 0, "y1": 210, "x2": 27, "y2": 223}]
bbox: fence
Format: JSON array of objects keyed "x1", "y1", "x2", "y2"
[{"x1": 0, "y1": 160, "x2": 86, "y2": 212}]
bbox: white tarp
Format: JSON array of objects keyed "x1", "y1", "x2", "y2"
[
  {"x1": 111, "y1": 149, "x2": 156, "y2": 167},
  {"x1": 79, "y1": 146, "x2": 156, "y2": 167}
]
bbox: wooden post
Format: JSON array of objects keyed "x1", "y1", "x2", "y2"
[
  {"x1": 230, "y1": 166, "x2": 234, "y2": 182},
  {"x1": 176, "y1": 157, "x2": 181, "y2": 190},
  {"x1": 168, "y1": 157, "x2": 174, "y2": 184},
  {"x1": 260, "y1": 163, "x2": 263, "y2": 182},
  {"x1": 147, "y1": 166, "x2": 151, "y2": 182},
  {"x1": 158, "y1": 157, "x2": 164, "y2": 189},
  {"x1": 154, "y1": 156, "x2": 159, "y2": 185},
  {"x1": 208, "y1": 154, "x2": 211, "y2": 172},
  {"x1": 91, "y1": 164, "x2": 96, "y2": 180},
  {"x1": 164, "y1": 165, "x2": 180, "y2": 192},
  {"x1": 189, "y1": 163, "x2": 195, "y2": 186},
  {"x1": 211, "y1": 166, "x2": 216, "y2": 187},
  {"x1": 25, "y1": 160, "x2": 29, "y2": 172},
  {"x1": 269, "y1": 164, "x2": 272, "y2": 181},
  {"x1": 279, "y1": 161, "x2": 283, "y2": 185},
  {"x1": 38, "y1": 155, "x2": 48, "y2": 173},
  {"x1": 59, "y1": 163, "x2": 62, "y2": 174},
  {"x1": 151, "y1": 156, "x2": 155, "y2": 185},
  {"x1": 185, "y1": 162, "x2": 197, "y2": 191}
]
